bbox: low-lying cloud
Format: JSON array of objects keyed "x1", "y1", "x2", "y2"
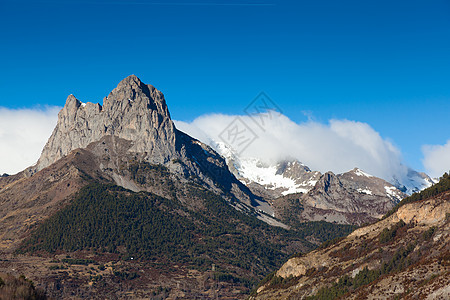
[
  {"x1": 422, "y1": 140, "x2": 450, "y2": 178},
  {"x1": 0, "y1": 106, "x2": 60, "y2": 175},
  {"x1": 175, "y1": 113, "x2": 409, "y2": 182}
]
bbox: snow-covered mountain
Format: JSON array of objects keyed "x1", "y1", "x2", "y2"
[
  {"x1": 214, "y1": 142, "x2": 321, "y2": 198},
  {"x1": 212, "y1": 142, "x2": 433, "y2": 198},
  {"x1": 338, "y1": 167, "x2": 405, "y2": 201},
  {"x1": 213, "y1": 143, "x2": 405, "y2": 224},
  {"x1": 392, "y1": 168, "x2": 437, "y2": 195}
]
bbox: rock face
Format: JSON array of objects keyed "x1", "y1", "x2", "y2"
[
  {"x1": 299, "y1": 169, "x2": 403, "y2": 223},
  {"x1": 37, "y1": 75, "x2": 176, "y2": 170},
  {"x1": 272, "y1": 168, "x2": 405, "y2": 226}
]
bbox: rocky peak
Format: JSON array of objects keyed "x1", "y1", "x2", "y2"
[
  {"x1": 315, "y1": 171, "x2": 340, "y2": 194},
  {"x1": 35, "y1": 75, "x2": 176, "y2": 171},
  {"x1": 104, "y1": 75, "x2": 170, "y2": 117},
  {"x1": 338, "y1": 168, "x2": 405, "y2": 202},
  {"x1": 275, "y1": 160, "x2": 311, "y2": 176},
  {"x1": 299, "y1": 170, "x2": 400, "y2": 224}
]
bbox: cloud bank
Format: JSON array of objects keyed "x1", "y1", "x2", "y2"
[
  {"x1": 175, "y1": 113, "x2": 409, "y2": 182},
  {"x1": 422, "y1": 140, "x2": 450, "y2": 178},
  {"x1": 0, "y1": 106, "x2": 60, "y2": 175}
]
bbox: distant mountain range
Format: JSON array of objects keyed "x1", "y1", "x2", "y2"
[
  {"x1": 206, "y1": 141, "x2": 437, "y2": 225},
  {"x1": 211, "y1": 141, "x2": 436, "y2": 197}
]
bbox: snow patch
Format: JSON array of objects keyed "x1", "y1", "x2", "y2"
[
  {"x1": 354, "y1": 168, "x2": 373, "y2": 177},
  {"x1": 357, "y1": 188, "x2": 373, "y2": 195},
  {"x1": 384, "y1": 185, "x2": 402, "y2": 200}
]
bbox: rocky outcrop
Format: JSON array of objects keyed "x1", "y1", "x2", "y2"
[
  {"x1": 304, "y1": 170, "x2": 402, "y2": 216},
  {"x1": 272, "y1": 169, "x2": 404, "y2": 226},
  {"x1": 36, "y1": 75, "x2": 176, "y2": 171}
]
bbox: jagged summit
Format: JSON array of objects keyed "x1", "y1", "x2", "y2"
[
  {"x1": 36, "y1": 75, "x2": 175, "y2": 171},
  {"x1": 106, "y1": 74, "x2": 170, "y2": 117}
]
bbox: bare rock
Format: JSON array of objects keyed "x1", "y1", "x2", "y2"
[{"x1": 36, "y1": 75, "x2": 176, "y2": 170}]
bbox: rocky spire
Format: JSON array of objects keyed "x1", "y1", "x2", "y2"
[{"x1": 36, "y1": 75, "x2": 177, "y2": 171}]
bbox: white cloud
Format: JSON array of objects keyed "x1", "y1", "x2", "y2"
[
  {"x1": 0, "y1": 106, "x2": 418, "y2": 184},
  {"x1": 0, "y1": 106, "x2": 60, "y2": 175},
  {"x1": 422, "y1": 140, "x2": 450, "y2": 178},
  {"x1": 175, "y1": 112, "x2": 409, "y2": 182}
]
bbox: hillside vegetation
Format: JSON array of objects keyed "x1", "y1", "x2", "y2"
[{"x1": 17, "y1": 176, "x2": 355, "y2": 296}]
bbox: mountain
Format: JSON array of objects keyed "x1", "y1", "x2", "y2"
[
  {"x1": 251, "y1": 173, "x2": 450, "y2": 299},
  {"x1": 205, "y1": 140, "x2": 434, "y2": 198},
  {"x1": 31, "y1": 75, "x2": 262, "y2": 210},
  {"x1": 274, "y1": 169, "x2": 404, "y2": 226},
  {"x1": 0, "y1": 75, "x2": 356, "y2": 299},
  {"x1": 0, "y1": 75, "x2": 281, "y2": 250},
  {"x1": 392, "y1": 168, "x2": 437, "y2": 195},
  {"x1": 215, "y1": 142, "x2": 321, "y2": 199},
  {"x1": 212, "y1": 142, "x2": 405, "y2": 225}
]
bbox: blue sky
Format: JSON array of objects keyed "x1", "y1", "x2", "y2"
[{"x1": 0, "y1": 0, "x2": 449, "y2": 175}]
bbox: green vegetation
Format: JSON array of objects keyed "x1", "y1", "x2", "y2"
[
  {"x1": 384, "y1": 172, "x2": 450, "y2": 219},
  {"x1": 19, "y1": 183, "x2": 197, "y2": 263},
  {"x1": 48, "y1": 265, "x2": 67, "y2": 270},
  {"x1": 318, "y1": 236, "x2": 346, "y2": 250},
  {"x1": 213, "y1": 272, "x2": 254, "y2": 288},
  {"x1": 294, "y1": 221, "x2": 356, "y2": 244},
  {"x1": 306, "y1": 243, "x2": 416, "y2": 300},
  {"x1": 17, "y1": 183, "x2": 289, "y2": 278},
  {"x1": 61, "y1": 258, "x2": 95, "y2": 265},
  {"x1": 422, "y1": 226, "x2": 436, "y2": 240},
  {"x1": 113, "y1": 270, "x2": 140, "y2": 280},
  {"x1": 18, "y1": 174, "x2": 355, "y2": 289},
  {"x1": 305, "y1": 267, "x2": 378, "y2": 300},
  {"x1": 0, "y1": 273, "x2": 46, "y2": 299},
  {"x1": 378, "y1": 220, "x2": 406, "y2": 244}
]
